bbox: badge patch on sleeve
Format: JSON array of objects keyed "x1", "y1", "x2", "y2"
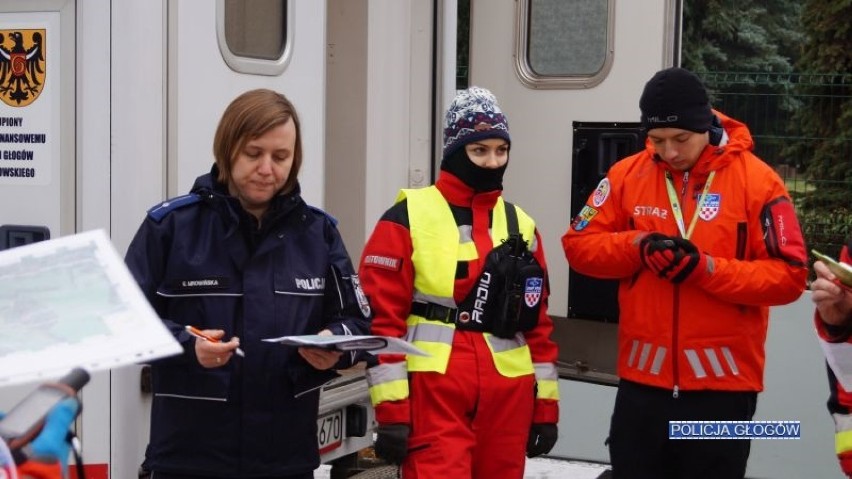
[
  {"x1": 571, "y1": 205, "x2": 599, "y2": 231},
  {"x1": 363, "y1": 254, "x2": 402, "y2": 272},
  {"x1": 350, "y1": 274, "x2": 372, "y2": 317},
  {"x1": 592, "y1": 178, "x2": 611, "y2": 207}
]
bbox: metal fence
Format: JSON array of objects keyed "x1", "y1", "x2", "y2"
[{"x1": 699, "y1": 71, "x2": 852, "y2": 265}]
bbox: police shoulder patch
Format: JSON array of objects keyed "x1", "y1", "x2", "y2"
[
  {"x1": 146, "y1": 194, "x2": 201, "y2": 222},
  {"x1": 350, "y1": 274, "x2": 371, "y2": 318}
]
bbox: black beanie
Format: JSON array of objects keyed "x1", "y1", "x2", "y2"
[
  {"x1": 639, "y1": 67, "x2": 713, "y2": 133},
  {"x1": 443, "y1": 86, "x2": 511, "y2": 159}
]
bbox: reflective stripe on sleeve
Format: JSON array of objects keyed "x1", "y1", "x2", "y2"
[
  {"x1": 837, "y1": 412, "x2": 852, "y2": 458},
  {"x1": 366, "y1": 362, "x2": 409, "y2": 405},
  {"x1": 838, "y1": 429, "x2": 852, "y2": 455},
  {"x1": 368, "y1": 379, "x2": 409, "y2": 406},
  {"x1": 534, "y1": 362, "x2": 560, "y2": 400}
]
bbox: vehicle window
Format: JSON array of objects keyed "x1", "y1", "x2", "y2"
[
  {"x1": 517, "y1": 0, "x2": 613, "y2": 88},
  {"x1": 217, "y1": 0, "x2": 291, "y2": 75}
]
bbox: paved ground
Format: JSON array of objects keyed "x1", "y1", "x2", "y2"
[
  {"x1": 314, "y1": 457, "x2": 612, "y2": 478},
  {"x1": 522, "y1": 457, "x2": 610, "y2": 478}
]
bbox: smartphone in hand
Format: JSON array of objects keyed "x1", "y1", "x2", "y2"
[{"x1": 813, "y1": 249, "x2": 852, "y2": 288}]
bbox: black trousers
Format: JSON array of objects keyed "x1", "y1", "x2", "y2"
[{"x1": 608, "y1": 379, "x2": 757, "y2": 479}]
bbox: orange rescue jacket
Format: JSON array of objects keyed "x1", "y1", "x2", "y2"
[{"x1": 562, "y1": 111, "x2": 807, "y2": 393}]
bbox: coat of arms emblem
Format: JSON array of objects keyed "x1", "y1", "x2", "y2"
[{"x1": 0, "y1": 29, "x2": 46, "y2": 107}]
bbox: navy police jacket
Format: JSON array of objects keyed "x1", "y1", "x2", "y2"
[{"x1": 125, "y1": 170, "x2": 371, "y2": 477}]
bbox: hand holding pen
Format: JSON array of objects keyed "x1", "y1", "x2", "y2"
[{"x1": 185, "y1": 325, "x2": 245, "y2": 368}]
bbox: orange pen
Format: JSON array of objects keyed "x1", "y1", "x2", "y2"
[{"x1": 185, "y1": 325, "x2": 245, "y2": 357}]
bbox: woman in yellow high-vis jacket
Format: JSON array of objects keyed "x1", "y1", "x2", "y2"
[{"x1": 358, "y1": 87, "x2": 560, "y2": 479}]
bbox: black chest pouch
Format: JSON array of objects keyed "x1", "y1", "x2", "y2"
[
  {"x1": 457, "y1": 231, "x2": 545, "y2": 339},
  {"x1": 456, "y1": 204, "x2": 544, "y2": 339},
  {"x1": 413, "y1": 204, "x2": 545, "y2": 339}
]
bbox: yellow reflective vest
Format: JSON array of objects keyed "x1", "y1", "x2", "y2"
[
  {"x1": 367, "y1": 185, "x2": 552, "y2": 410},
  {"x1": 403, "y1": 185, "x2": 537, "y2": 376}
]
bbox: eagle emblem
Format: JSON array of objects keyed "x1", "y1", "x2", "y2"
[{"x1": 0, "y1": 29, "x2": 46, "y2": 107}]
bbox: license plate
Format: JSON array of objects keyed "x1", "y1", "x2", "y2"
[{"x1": 317, "y1": 409, "x2": 344, "y2": 454}]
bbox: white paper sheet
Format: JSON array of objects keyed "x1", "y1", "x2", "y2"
[{"x1": 0, "y1": 229, "x2": 182, "y2": 387}]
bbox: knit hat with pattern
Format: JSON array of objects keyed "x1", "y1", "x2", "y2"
[
  {"x1": 442, "y1": 86, "x2": 511, "y2": 159},
  {"x1": 640, "y1": 67, "x2": 713, "y2": 133}
]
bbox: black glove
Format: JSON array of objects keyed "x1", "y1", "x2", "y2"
[
  {"x1": 660, "y1": 237, "x2": 710, "y2": 284},
  {"x1": 639, "y1": 232, "x2": 678, "y2": 271},
  {"x1": 374, "y1": 424, "x2": 410, "y2": 465},
  {"x1": 526, "y1": 423, "x2": 558, "y2": 458},
  {"x1": 640, "y1": 233, "x2": 709, "y2": 284}
]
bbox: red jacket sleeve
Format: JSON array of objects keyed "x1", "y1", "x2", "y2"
[
  {"x1": 814, "y1": 244, "x2": 852, "y2": 476},
  {"x1": 561, "y1": 156, "x2": 647, "y2": 279},
  {"x1": 525, "y1": 229, "x2": 560, "y2": 424},
  {"x1": 359, "y1": 214, "x2": 415, "y2": 425},
  {"x1": 815, "y1": 244, "x2": 852, "y2": 342}
]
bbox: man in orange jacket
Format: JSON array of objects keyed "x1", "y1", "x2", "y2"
[
  {"x1": 812, "y1": 239, "x2": 852, "y2": 477},
  {"x1": 561, "y1": 67, "x2": 808, "y2": 478}
]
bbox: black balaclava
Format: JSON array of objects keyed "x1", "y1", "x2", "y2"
[{"x1": 440, "y1": 147, "x2": 508, "y2": 192}]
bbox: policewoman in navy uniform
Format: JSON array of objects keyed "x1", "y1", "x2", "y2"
[
  {"x1": 359, "y1": 87, "x2": 560, "y2": 478},
  {"x1": 125, "y1": 89, "x2": 371, "y2": 479}
]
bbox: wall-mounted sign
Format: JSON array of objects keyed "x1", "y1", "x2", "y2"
[
  {"x1": 0, "y1": 29, "x2": 46, "y2": 107},
  {"x1": 0, "y1": 14, "x2": 58, "y2": 187}
]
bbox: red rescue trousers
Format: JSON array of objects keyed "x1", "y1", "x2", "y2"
[{"x1": 402, "y1": 330, "x2": 535, "y2": 479}]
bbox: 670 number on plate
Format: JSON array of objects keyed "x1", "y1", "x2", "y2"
[{"x1": 317, "y1": 409, "x2": 343, "y2": 454}]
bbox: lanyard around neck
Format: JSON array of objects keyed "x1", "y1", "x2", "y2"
[{"x1": 664, "y1": 170, "x2": 716, "y2": 240}]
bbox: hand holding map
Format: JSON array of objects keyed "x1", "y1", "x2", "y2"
[{"x1": 263, "y1": 334, "x2": 429, "y2": 356}]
